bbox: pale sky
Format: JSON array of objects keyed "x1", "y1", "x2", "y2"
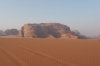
[{"x1": 0, "y1": 0, "x2": 100, "y2": 37}]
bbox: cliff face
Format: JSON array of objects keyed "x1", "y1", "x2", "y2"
[
  {"x1": 2, "y1": 29, "x2": 19, "y2": 36},
  {"x1": 19, "y1": 23, "x2": 86, "y2": 39}
]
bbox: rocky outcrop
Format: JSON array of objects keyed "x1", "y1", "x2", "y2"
[
  {"x1": 77, "y1": 35, "x2": 87, "y2": 39},
  {"x1": 70, "y1": 30, "x2": 81, "y2": 35},
  {"x1": 2, "y1": 29, "x2": 19, "y2": 36},
  {"x1": 0, "y1": 30, "x2": 3, "y2": 35},
  {"x1": 19, "y1": 23, "x2": 70, "y2": 38},
  {"x1": 19, "y1": 23, "x2": 86, "y2": 39},
  {"x1": 69, "y1": 30, "x2": 87, "y2": 39}
]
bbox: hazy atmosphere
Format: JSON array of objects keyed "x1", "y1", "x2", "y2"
[
  {"x1": 0, "y1": 0, "x2": 100, "y2": 36},
  {"x1": 0, "y1": 1, "x2": 100, "y2": 66}
]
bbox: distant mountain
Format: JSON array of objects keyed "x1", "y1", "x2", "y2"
[
  {"x1": 2, "y1": 29, "x2": 19, "y2": 36},
  {"x1": 19, "y1": 23, "x2": 87, "y2": 39},
  {"x1": 0, "y1": 30, "x2": 3, "y2": 35}
]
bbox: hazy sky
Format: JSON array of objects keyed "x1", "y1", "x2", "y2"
[{"x1": 0, "y1": 0, "x2": 100, "y2": 36}]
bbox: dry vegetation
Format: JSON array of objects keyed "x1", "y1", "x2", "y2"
[{"x1": 0, "y1": 38, "x2": 100, "y2": 66}]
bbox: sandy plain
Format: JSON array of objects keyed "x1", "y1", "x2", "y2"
[{"x1": 0, "y1": 38, "x2": 100, "y2": 66}]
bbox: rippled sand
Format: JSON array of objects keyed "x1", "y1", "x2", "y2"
[{"x1": 0, "y1": 38, "x2": 100, "y2": 66}]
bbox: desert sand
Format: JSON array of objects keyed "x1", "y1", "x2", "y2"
[{"x1": 0, "y1": 38, "x2": 100, "y2": 66}]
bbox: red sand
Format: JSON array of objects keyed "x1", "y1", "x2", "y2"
[{"x1": 0, "y1": 38, "x2": 100, "y2": 66}]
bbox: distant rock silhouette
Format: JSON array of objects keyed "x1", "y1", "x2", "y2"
[
  {"x1": 19, "y1": 23, "x2": 87, "y2": 39},
  {"x1": 0, "y1": 30, "x2": 3, "y2": 35},
  {"x1": 2, "y1": 29, "x2": 19, "y2": 36}
]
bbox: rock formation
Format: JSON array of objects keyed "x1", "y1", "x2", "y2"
[
  {"x1": 69, "y1": 30, "x2": 87, "y2": 39},
  {"x1": 70, "y1": 30, "x2": 81, "y2": 35},
  {"x1": 0, "y1": 30, "x2": 3, "y2": 35},
  {"x1": 19, "y1": 23, "x2": 87, "y2": 39},
  {"x1": 2, "y1": 29, "x2": 19, "y2": 36},
  {"x1": 19, "y1": 23, "x2": 70, "y2": 38}
]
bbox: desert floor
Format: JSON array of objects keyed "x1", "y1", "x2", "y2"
[{"x1": 0, "y1": 38, "x2": 100, "y2": 66}]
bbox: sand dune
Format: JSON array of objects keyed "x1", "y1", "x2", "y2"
[{"x1": 0, "y1": 38, "x2": 100, "y2": 66}]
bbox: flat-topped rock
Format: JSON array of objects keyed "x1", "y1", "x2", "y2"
[{"x1": 19, "y1": 23, "x2": 87, "y2": 39}]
